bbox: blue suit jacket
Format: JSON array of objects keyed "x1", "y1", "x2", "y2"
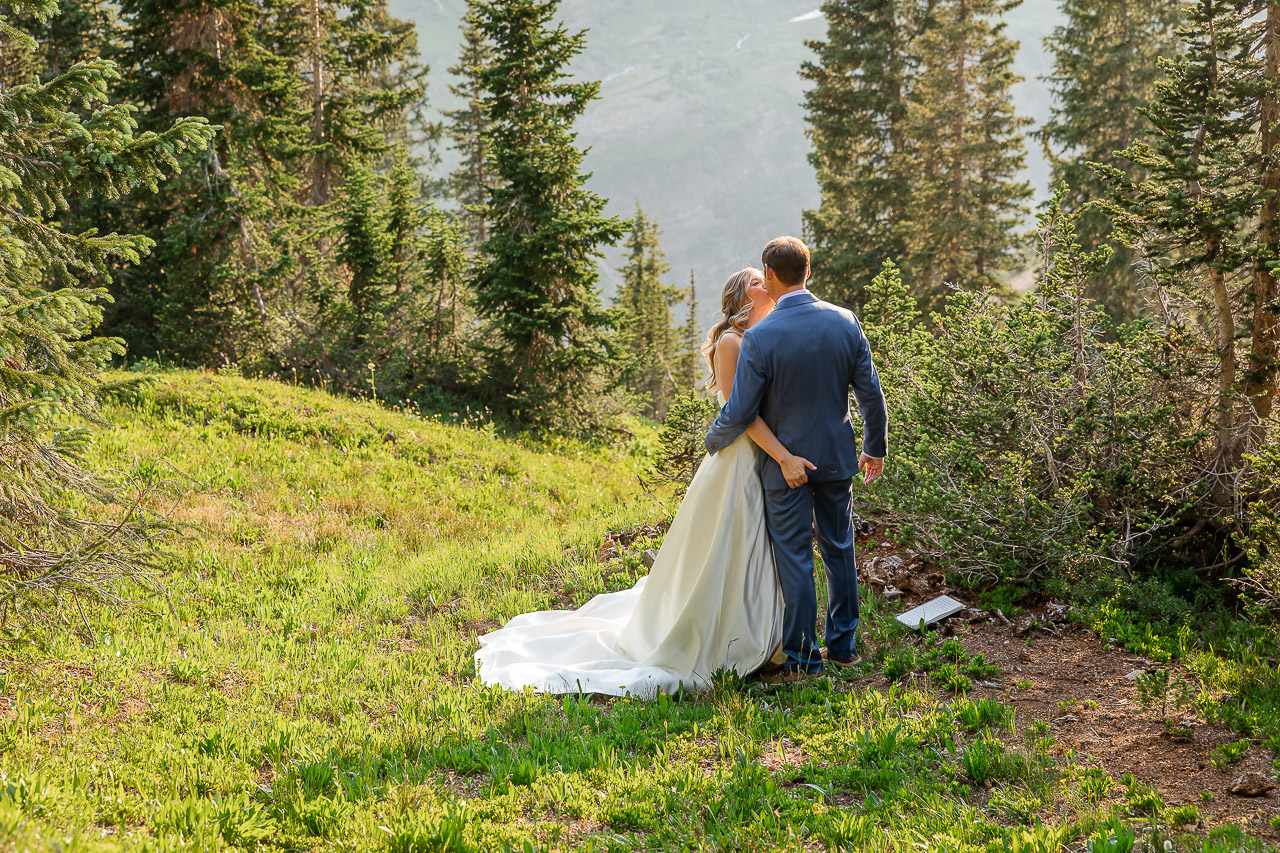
[{"x1": 704, "y1": 292, "x2": 888, "y2": 491}]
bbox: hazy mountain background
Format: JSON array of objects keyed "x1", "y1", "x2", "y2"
[{"x1": 391, "y1": 0, "x2": 1065, "y2": 319}]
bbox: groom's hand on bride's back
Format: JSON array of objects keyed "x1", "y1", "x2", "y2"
[
  {"x1": 780, "y1": 454, "x2": 818, "y2": 489},
  {"x1": 859, "y1": 453, "x2": 884, "y2": 486}
]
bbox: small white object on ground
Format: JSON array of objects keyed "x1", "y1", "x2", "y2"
[
  {"x1": 1124, "y1": 669, "x2": 1145, "y2": 681},
  {"x1": 895, "y1": 595, "x2": 966, "y2": 631}
]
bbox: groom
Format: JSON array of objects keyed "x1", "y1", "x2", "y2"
[{"x1": 705, "y1": 236, "x2": 888, "y2": 681}]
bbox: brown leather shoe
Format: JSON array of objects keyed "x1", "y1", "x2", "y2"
[
  {"x1": 759, "y1": 668, "x2": 823, "y2": 685},
  {"x1": 821, "y1": 648, "x2": 862, "y2": 669}
]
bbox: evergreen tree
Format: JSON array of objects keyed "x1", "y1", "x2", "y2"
[
  {"x1": 0, "y1": 0, "x2": 112, "y2": 85},
  {"x1": 800, "y1": 0, "x2": 931, "y2": 311},
  {"x1": 0, "y1": 0, "x2": 214, "y2": 628},
  {"x1": 471, "y1": 0, "x2": 626, "y2": 433},
  {"x1": 336, "y1": 164, "x2": 393, "y2": 347},
  {"x1": 1100, "y1": 0, "x2": 1279, "y2": 499},
  {"x1": 445, "y1": 11, "x2": 496, "y2": 248},
  {"x1": 676, "y1": 271, "x2": 702, "y2": 393},
  {"x1": 104, "y1": 1, "x2": 430, "y2": 368},
  {"x1": 802, "y1": 0, "x2": 1032, "y2": 311},
  {"x1": 615, "y1": 203, "x2": 681, "y2": 418},
  {"x1": 1038, "y1": 0, "x2": 1181, "y2": 320},
  {"x1": 902, "y1": 0, "x2": 1033, "y2": 307}
]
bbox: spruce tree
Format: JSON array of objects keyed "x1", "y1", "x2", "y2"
[
  {"x1": 615, "y1": 203, "x2": 681, "y2": 418},
  {"x1": 471, "y1": 0, "x2": 625, "y2": 433},
  {"x1": 677, "y1": 271, "x2": 702, "y2": 393},
  {"x1": 1038, "y1": 0, "x2": 1181, "y2": 320},
  {"x1": 1099, "y1": 0, "x2": 1277, "y2": 495},
  {"x1": 800, "y1": 0, "x2": 931, "y2": 310},
  {"x1": 0, "y1": 0, "x2": 112, "y2": 85},
  {"x1": 0, "y1": 0, "x2": 215, "y2": 628},
  {"x1": 105, "y1": 1, "x2": 430, "y2": 368},
  {"x1": 445, "y1": 11, "x2": 496, "y2": 248},
  {"x1": 902, "y1": 0, "x2": 1033, "y2": 307}
]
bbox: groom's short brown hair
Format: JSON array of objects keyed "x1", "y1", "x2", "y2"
[{"x1": 762, "y1": 236, "x2": 810, "y2": 287}]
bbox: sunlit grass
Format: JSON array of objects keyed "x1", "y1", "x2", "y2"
[{"x1": 0, "y1": 371, "x2": 1273, "y2": 851}]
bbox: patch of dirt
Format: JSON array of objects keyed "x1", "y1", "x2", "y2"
[
  {"x1": 759, "y1": 738, "x2": 807, "y2": 773},
  {"x1": 850, "y1": 526, "x2": 1279, "y2": 838},
  {"x1": 955, "y1": 622, "x2": 1280, "y2": 838}
]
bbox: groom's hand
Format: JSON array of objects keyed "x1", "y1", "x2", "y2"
[
  {"x1": 859, "y1": 453, "x2": 884, "y2": 486},
  {"x1": 780, "y1": 455, "x2": 818, "y2": 489}
]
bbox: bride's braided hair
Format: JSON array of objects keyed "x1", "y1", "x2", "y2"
[{"x1": 702, "y1": 266, "x2": 763, "y2": 391}]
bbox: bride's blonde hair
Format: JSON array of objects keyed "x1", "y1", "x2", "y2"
[{"x1": 702, "y1": 266, "x2": 763, "y2": 391}]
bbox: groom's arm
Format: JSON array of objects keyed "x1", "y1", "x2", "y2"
[
  {"x1": 849, "y1": 318, "x2": 888, "y2": 459},
  {"x1": 704, "y1": 332, "x2": 767, "y2": 455}
]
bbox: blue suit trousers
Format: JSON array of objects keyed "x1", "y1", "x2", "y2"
[{"x1": 764, "y1": 478, "x2": 860, "y2": 673}]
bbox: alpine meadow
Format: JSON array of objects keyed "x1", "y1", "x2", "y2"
[{"x1": 5, "y1": 0, "x2": 1280, "y2": 851}]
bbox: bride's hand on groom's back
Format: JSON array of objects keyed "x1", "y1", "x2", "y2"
[{"x1": 780, "y1": 454, "x2": 818, "y2": 489}]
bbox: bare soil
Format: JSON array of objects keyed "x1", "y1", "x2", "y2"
[{"x1": 853, "y1": 536, "x2": 1280, "y2": 840}]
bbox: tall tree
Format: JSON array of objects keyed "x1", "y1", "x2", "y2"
[
  {"x1": 615, "y1": 203, "x2": 681, "y2": 418},
  {"x1": 445, "y1": 11, "x2": 496, "y2": 248},
  {"x1": 0, "y1": 0, "x2": 113, "y2": 85},
  {"x1": 902, "y1": 0, "x2": 1033, "y2": 307},
  {"x1": 0, "y1": 0, "x2": 214, "y2": 628},
  {"x1": 1100, "y1": 0, "x2": 1279, "y2": 503},
  {"x1": 676, "y1": 271, "x2": 702, "y2": 393},
  {"x1": 103, "y1": 1, "x2": 431, "y2": 368},
  {"x1": 470, "y1": 0, "x2": 626, "y2": 433},
  {"x1": 800, "y1": 0, "x2": 932, "y2": 311},
  {"x1": 1038, "y1": 0, "x2": 1181, "y2": 320}
]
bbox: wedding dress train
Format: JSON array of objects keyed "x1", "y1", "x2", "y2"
[{"x1": 475, "y1": 397, "x2": 785, "y2": 698}]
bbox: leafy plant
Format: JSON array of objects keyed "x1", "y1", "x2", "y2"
[
  {"x1": 962, "y1": 733, "x2": 1004, "y2": 784},
  {"x1": 1210, "y1": 739, "x2": 1249, "y2": 771},
  {"x1": 1120, "y1": 774, "x2": 1164, "y2": 816}
]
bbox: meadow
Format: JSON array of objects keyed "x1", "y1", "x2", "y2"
[{"x1": 0, "y1": 372, "x2": 1275, "y2": 852}]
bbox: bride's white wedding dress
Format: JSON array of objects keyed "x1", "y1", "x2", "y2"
[{"x1": 475, "y1": 393, "x2": 785, "y2": 698}]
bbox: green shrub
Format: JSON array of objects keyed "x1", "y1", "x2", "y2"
[{"x1": 857, "y1": 192, "x2": 1273, "y2": 592}]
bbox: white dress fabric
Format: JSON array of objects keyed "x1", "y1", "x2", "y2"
[{"x1": 475, "y1": 395, "x2": 785, "y2": 698}]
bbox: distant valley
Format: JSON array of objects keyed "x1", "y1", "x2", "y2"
[{"x1": 391, "y1": 0, "x2": 1064, "y2": 318}]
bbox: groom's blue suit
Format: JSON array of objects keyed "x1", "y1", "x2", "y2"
[{"x1": 704, "y1": 291, "x2": 888, "y2": 673}]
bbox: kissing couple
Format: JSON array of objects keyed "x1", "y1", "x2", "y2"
[{"x1": 476, "y1": 236, "x2": 889, "y2": 695}]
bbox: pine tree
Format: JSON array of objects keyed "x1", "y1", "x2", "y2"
[
  {"x1": 1038, "y1": 0, "x2": 1181, "y2": 320},
  {"x1": 0, "y1": 0, "x2": 215, "y2": 628},
  {"x1": 800, "y1": 0, "x2": 931, "y2": 311},
  {"x1": 615, "y1": 203, "x2": 681, "y2": 418},
  {"x1": 1099, "y1": 0, "x2": 1278, "y2": 498},
  {"x1": 902, "y1": 0, "x2": 1033, "y2": 307},
  {"x1": 445, "y1": 12, "x2": 496, "y2": 248},
  {"x1": 470, "y1": 0, "x2": 626, "y2": 433}
]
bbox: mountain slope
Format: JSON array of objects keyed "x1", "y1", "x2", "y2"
[{"x1": 394, "y1": 0, "x2": 1063, "y2": 315}]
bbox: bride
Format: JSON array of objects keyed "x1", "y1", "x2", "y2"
[{"x1": 475, "y1": 267, "x2": 817, "y2": 697}]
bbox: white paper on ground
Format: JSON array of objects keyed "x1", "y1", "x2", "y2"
[{"x1": 895, "y1": 595, "x2": 966, "y2": 631}]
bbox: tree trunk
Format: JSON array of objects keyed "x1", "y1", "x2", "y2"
[
  {"x1": 946, "y1": 1, "x2": 968, "y2": 287},
  {"x1": 308, "y1": 0, "x2": 328, "y2": 206},
  {"x1": 1247, "y1": 3, "x2": 1280, "y2": 448}
]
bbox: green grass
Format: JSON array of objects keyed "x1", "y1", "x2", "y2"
[{"x1": 0, "y1": 371, "x2": 1276, "y2": 851}]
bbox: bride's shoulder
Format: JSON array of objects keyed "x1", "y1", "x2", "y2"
[{"x1": 715, "y1": 331, "x2": 743, "y2": 353}]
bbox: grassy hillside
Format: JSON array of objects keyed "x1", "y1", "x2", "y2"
[
  {"x1": 2, "y1": 373, "x2": 1274, "y2": 851},
  {"x1": 394, "y1": 0, "x2": 1063, "y2": 314}
]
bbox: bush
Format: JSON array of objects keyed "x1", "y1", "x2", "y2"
[{"x1": 858, "y1": 189, "x2": 1275, "y2": 593}]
